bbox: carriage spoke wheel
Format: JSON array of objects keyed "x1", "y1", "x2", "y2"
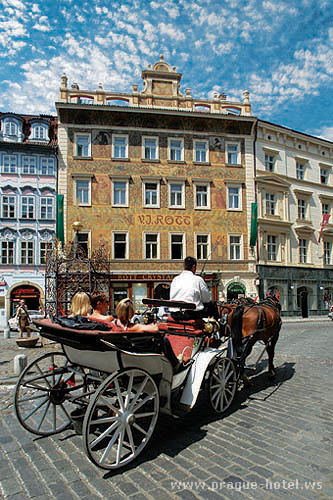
[
  {"x1": 209, "y1": 357, "x2": 237, "y2": 414},
  {"x1": 83, "y1": 368, "x2": 159, "y2": 470},
  {"x1": 14, "y1": 352, "x2": 87, "y2": 436}
]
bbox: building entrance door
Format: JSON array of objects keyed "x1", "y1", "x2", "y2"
[{"x1": 297, "y1": 287, "x2": 308, "y2": 318}]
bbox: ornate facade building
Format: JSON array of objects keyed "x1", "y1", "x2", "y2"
[
  {"x1": 56, "y1": 56, "x2": 333, "y2": 316},
  {"x1": 0, "y1": 112, "x2": 57, "y2": 327},
  {"x1": 256, "y1": 120, "x2": 333, "y2": 316},
  {"x1": 56, "y1": 57, "x2": 258, "y2": 312}
]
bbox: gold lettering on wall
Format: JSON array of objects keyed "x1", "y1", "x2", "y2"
[{"x1": 137, "y1": 214, "x2": 191, "y2": 226}]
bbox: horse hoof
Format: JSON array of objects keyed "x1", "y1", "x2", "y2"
[{"x1": 268, "y1": 370, "x2": 276, "y2": 379}]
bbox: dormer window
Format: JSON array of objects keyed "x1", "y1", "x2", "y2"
[
  {"x1": 32, "y1": 124, "x2": 48, "y2": 141},
  {"x1": 5, "y1": 121, "x2": 17, "y2": 136},
  {"x1": 2, "y1": 117, "x2": 22, "y2": 142}
]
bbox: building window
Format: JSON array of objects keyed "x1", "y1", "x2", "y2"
[
  {"x1": 21, "y1": 196, "x2": 35, "y2": 219},
  {"x1": 40, "y1": 197, "x2": 54, "y2": 219},
  {"x1": 79, "y1": 97, "x2": 94, "y2": 104},
  {"x1": 196, "y1": 234, "x2": 210, "y2": 260},
  {"x1": 297, "y1": 199, "x2": 306, "y2": 220},
  {"x1": 320, "y1": 168, "x2": 329, "y2": 184},
  {"x1": 324, "y1": 241, "x2": 332, "y2": 265},
  {"x1": 41, "y1": 157, "x2": 55, "y2": 175},
  {"x1": 169, "y1": 182, "x2": 185, "y2": 208},
  {"x1": 322, "y1": 203, "x2": 330, "y2": 216},
  {"x1": 170, "y1": 233, "x2": 185, "y2": 260},
  {"x1": 21, "y1": 241, "x2": 34, "y2": 265},
  {"x1": 3, "y1": 155, "x2": 16, "y2": 173},
  {"x1": 265, "y1": 193, "x2": 276, "y2": 215},
  {"x1": 143, "y1": 137, "x2": 158, "y2": 160},
  {"x1": 265, "y1": 154, "x2": 275, "y2": 172},
  {"x1": 22, "y1": 156, "x2": 36, "y2": 174},
  {"x1": 229, "y1": 235, "x2": 241, "y2": 260},
  {"x1": 296, "y1": 162, "x2": 305, "y2": 180},
  {"x1": 4, "y1": 120, "x2": 18, "y2": 136},
  {"x1": 299, "y1": 239, "x2": 308, "y2": 263},
  {"x1": 145, "y1": 233, "x2": 159, "y2": 259},
  {"x1": 75, "y1": 133, "x2": 91, "y2": 157},
  {"x1": 2, "y1": 196, "x2": 16, "y2": 218},
  {"x1": 227, "y1": 185, "x2": 242, "y2": 210},
  {"x1": 75, "y1": 179, "x2": 91, "y2": 206},
  {"x1": 113, "y1": 233, "x2": 128, "y2": 259},
  {"x1": 168, "y1": 138, "x2": 183, "y2": 161},
  {"x1": 226, "y1": 143, "x2": 240, "y2": 165},
  {"x1": 194, "y1": 183, "x2": 210, "y2": 209},
  {"x1": 194, "y1": 140, "x2": 208, "y2": 162},
  {"x1": 1, "y1": 241, "x2": 14, "y2": 264},
  {"x1": 144, "y1": 182, "x2": 159, "y2": 208},
  {"x1": 267, "y1": 235, "x2": 277, "y2": 261},
  {"x1": 112, "y1": 179, "x2": 129, "y2": 206},
  {"x1": 32, "y1": 125, "x2": 48, "y2": 140},
  {"x1": 112, "y1": 135, "x2": 128, "y2": 159},
  {"x1": 40, "y1": 241, "x2": 52, "y2": 264},
  {"x1": 77, "y1": 232, "x2": 89, "y2": 257}
]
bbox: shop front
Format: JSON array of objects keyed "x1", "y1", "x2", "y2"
[
  {"x1": 109, "y1": 273, "x2": 220, "y2": 314},
  {"x1": 10, "y1": 285, "x2": 41, "y2": 316},
  {"x1": 227, "y1": 281, "x2": 246, "y2": 301}
]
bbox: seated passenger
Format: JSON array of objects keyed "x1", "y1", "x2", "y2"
[
  {"x1": 113, "y1": 298, "x2": 182, "y2": 371},
  {"x1": 89, "y1": 292, "x2": 114, "y2": 322},
  {"x1": 113, "y1": 298, "x2": 158, "y2": 333},
  {"x1": 69, "y1": 291, "x2": 92, "y2": 317}
]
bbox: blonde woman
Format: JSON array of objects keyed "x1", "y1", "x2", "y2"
[
  {"x1": 113, "y1": 298, "x2": 181, "y2": 370},
  {"x1": 70, "y1": 292, "x2": 92, "y2": 317},
  {"x1": 113, "y1": 298, "x2": 158, "y2": 332}
]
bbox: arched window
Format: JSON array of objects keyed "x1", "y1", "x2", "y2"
[{"x1": 31, "y1": 123, "x2": 48, "y2": 141}]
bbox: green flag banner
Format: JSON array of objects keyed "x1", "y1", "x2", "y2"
[
  {"x1": 56, "y1": 194, "x2": 64, "y2": 243},
  {"x1": 250, "y1": 202, "x2": 257, "y2": 247}
]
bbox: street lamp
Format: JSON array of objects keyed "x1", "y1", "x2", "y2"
[{"x1": 72, "y1": 221, "x2": 83, "y2": 255}]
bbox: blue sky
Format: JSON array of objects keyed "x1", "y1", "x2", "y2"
[{"x1": 1, "y1": 0, "x2": 332, "y2": 140}]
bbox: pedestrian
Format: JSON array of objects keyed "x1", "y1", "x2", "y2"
[{"x1": 15, "y1": 299, "x2": 31, "y2": 338}]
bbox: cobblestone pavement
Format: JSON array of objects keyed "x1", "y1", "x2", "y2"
[{"x1": 0, "y1": 319, "x2": 332, "y2": 500}]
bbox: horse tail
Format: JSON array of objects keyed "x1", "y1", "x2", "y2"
[{"x1": 231, "y1": 305, "x2": 244, "y2": 353}]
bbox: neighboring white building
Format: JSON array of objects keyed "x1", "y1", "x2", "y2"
[
  {"x1": 255, "y1": 120, "x2": 333, "y2": 317},
  {"x1": 0, "y1": 112, "x2": 58, "y2": 328}
]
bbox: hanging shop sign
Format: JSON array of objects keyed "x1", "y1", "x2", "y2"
[{"x1": 228, "y1": 282, "x2": 246, "y2": 293}]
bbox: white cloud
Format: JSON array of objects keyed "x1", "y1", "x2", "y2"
[
  {"x1": 33, "y1": 23, "x2": 51, "y2": 32},
  {"x1": 313, "y1": 126, "x2": 333, "y2": 141},
  {"x1": 3, "y1": 0, "x2": 25, "y2": 8},
  {"x1": 158, "y1": 22, "x2": 186, "y2": 41}
]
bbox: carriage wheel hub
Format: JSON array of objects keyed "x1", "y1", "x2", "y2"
[
  {"x1": 123, "y1": 412, "x2": 135, "y2": 425},
  {"x1": 49, "y1": 383, "x2": 66, "y2": 404}
]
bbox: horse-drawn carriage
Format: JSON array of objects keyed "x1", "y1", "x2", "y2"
[{"x1": 14, "y1": 296, "x2": 281, "y2": 470}]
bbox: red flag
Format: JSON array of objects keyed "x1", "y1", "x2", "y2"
[{"x1": 318, "y1": 214, "x2": 331, "y2": 242}]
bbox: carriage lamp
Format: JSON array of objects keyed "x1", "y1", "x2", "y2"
[{"x1": 290, "y1": 285, "x2": 294, "y2": 290}]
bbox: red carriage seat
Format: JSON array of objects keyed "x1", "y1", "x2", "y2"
[{"x1": 158, "y1": 319, "x2": 204, "y2": 362}]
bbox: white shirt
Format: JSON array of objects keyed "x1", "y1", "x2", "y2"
[{"x1": 169, "y1": 270, "x2": 211, "y2": 311}]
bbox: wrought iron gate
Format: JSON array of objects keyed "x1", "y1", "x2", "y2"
[{"x1": 45, "y1": 243, "x2": 112, "y2": 317}]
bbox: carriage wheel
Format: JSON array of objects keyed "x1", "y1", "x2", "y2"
[
  {"x1": 83, "y1": 368, "x2": 159, "y2": 470},
  {"x1": 209, "y1": 357, "x2": 237, "y2": 414},
  {"x1": 14, "y1": 352, "x2": 87, "y2": 436}
]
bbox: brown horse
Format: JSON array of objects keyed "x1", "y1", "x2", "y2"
[{"x1": 220, "y1": 296, "x2": 282, "y2": 379}]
